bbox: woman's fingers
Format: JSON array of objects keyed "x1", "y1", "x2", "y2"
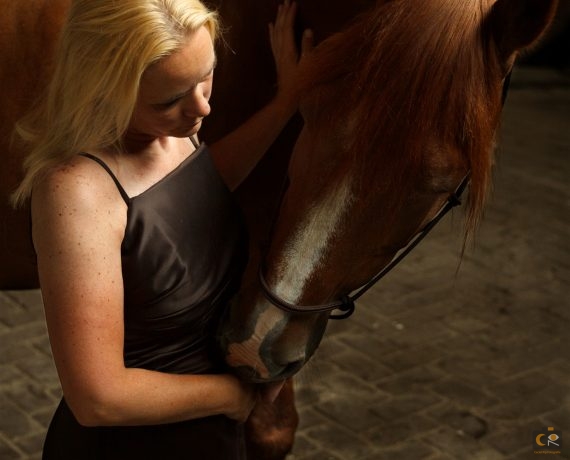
[
  {"x1": 300, "y1": 28, "x2": 314, "y2": 59},
  {"x1": 269, "y1": 0, "x2": 298, "y2": 62},
  {"x1": 268, "y1": 1, "x2": 315, "y2": 112}
]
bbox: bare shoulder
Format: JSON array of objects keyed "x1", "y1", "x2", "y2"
[
  {"x1": 34, "y1": 155, "x2": 125, "y2": 217},
  {"x1": 34, "y1": 155, "x2": 121, "y2": 207},
  {"x1": 32, "y1": 155, "x2": 127, "y2": 253}
]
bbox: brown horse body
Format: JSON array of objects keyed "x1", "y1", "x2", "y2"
[
  {"x1": 0, "y1": 0, "x2": 70, "y2": 288},
  {"x1": 0, "y1": 1, "x2": 559, "y2": 459}
]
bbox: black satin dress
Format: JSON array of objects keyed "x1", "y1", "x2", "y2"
[{"x1": 42, "y1": 141, "x2": 249, "y2": 459}]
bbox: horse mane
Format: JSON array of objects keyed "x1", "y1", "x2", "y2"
[{"x1": 299, "y1": 0, "x2": 503, "y2": 237}]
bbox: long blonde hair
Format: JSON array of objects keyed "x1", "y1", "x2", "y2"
[{"x1": 11, "y1": 0, "x2": 218, "y2": 207}]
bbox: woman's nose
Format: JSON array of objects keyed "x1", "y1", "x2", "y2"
[{"x1": 183, "y1": 89, "x2": 211, "y2": 118}]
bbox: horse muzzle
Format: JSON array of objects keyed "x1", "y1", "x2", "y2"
[{"x1": 218, "y1": 298, "x2": 328, "y2": 382}]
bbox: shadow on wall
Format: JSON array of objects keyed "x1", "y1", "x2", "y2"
[{"x1": 518, "y1": 2, "x2": 570, "y2": 70}]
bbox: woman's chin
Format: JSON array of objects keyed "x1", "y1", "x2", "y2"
[
  {"x1": 169, "y1": 121, "x2": 202, "y2": 139},
  {"x1": 185, "y1": 121, "x2": 202, "y2": 136}
]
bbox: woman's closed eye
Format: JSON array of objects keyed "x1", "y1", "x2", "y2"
[{"x1": 155, "y1": 96, "x2": 183, "y2": 110}]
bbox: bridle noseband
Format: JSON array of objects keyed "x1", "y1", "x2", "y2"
[
  {"x1": 258, "y1": 175, "x2": 470, "y2": 320},
  {"x1": 257, "y1": 69, "x2": 513, "y2": 320}
]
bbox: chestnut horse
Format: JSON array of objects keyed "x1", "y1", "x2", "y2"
[
  {"x1": 0, "y1": 0, "x2": 559, "y2": 459},
  {"x1": 215, "y1": 0, "x2": 559, "y2": 380}
]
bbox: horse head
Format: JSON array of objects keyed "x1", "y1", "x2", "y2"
[{"x1": 218, "y1": 0, "x2": 559, "y2": 382}]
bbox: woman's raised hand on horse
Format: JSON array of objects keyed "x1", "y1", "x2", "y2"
[
  {"x1": 269, "y1": 0, "x2": 314, "y2": 116},
  {"x1": 209, "y1": 0, "x2": 313, "y2": 191}
]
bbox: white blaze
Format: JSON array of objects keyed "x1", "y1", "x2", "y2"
[{"x1": 273, "y1": 176, "x2": 353, "y2": 304}]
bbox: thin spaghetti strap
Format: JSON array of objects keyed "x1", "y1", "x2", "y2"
[
  {"x1": 79, "y1": 153, "x2": 130, "y2": 204},
  {"x1": 190, "y1": 135, "x2": 200, "y2": 149}
]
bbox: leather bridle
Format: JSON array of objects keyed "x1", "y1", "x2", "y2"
[
  {"x1": 258, "y1": 175, "x2": 469, "y2": 319},
  {"x1": 258, "y1": 70, "x2": 513, "y2": 320}
]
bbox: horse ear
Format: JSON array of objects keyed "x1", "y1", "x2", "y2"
[{"x1": 487, "y1": 0, "x2": 559, "y2": 63}]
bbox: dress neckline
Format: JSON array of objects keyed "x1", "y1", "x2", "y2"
[{"x1": 129, "y1": 142, "x2": 206, "y2": 202}]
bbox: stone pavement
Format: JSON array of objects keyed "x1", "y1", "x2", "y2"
[{"x1": 1, "y1": 67, "x2": 568, "y2": 460}]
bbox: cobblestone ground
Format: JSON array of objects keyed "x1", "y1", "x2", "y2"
[{"x1": 1, "y1": 67, "x2": 568, "y2": 460}]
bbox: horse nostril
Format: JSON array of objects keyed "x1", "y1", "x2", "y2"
[
  {"x1": 272, "y1": 348, "x2": 307, "y2": 376},
  {"x1": 282, "y1": 358, "x2": 305, "y2": 376}
]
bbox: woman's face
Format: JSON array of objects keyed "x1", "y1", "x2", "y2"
[{"x1": 127, "y1": 25, "x2": 216, "y2": 141}]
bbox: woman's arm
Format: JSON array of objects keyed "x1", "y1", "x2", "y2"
[
  {"x1": 210, "y1": 0, "x2": 313, "y2": 191},
  {"x1": 32, "y1": 159, "x2": 257, "y2": 427}
]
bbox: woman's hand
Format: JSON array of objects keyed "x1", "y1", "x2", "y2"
[
  {"x1": 224, "y1": 375, "x2": 259, "y2": 423},
  {"x1": 209, "y1": 1, "x2": 314, "y2": 190},
  {"x1": 269, "y1": 0, "x2": 314, "y2": 113}
]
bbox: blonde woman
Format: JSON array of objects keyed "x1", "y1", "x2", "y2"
[{"x1": 12, "y1": 0, "x2": 312, "y2": 458}]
